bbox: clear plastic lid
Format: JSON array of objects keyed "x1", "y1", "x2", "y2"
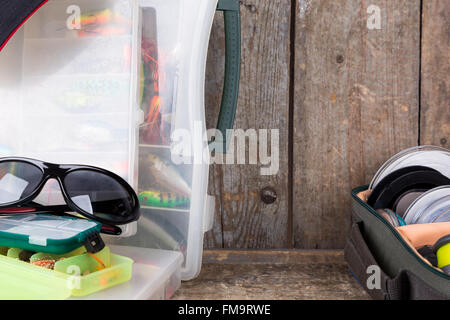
[
  {"x1": 0, "y1": 214, "x2": 99, "y2": 243},
  {"x1": 369, "y1": 146, "x2": 450, "y2": 190}
]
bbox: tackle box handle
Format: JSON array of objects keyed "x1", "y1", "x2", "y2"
[{"x1": 215, "y1": 0, "x2": 241, "y2": 152}]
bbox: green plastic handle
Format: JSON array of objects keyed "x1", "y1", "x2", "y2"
[{"x1": 215, "y1": 0, "x2": 241, "y2": 152}]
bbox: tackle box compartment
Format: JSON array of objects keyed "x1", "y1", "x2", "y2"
[
  {"x1": 73, "y1": 245, "x2": 183, "y2": 300},
  {"x1": 0, "y1": 250, "x2": 133, "y2": 299}
]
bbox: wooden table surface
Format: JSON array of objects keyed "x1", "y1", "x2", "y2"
[{"x1": 173, "y1": 250, "x2": 370, "y2": 300}]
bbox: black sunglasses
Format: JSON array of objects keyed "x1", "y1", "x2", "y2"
[{"x1": 0, "y1": 157, "x2": 140, "y2": 229}]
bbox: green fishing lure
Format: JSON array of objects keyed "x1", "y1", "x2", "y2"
[
  {"x1": 30, "y1": 246, "x2": 87, "y2": 264},
  {"x1": 7, "y1": 248, "x2": 34, "y2": 262},
  {"x1": 139, "y1": 190, "x2": 190, "y2": 208}
]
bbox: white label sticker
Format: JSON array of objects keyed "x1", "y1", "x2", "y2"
[
  {"x1": 0, "y1": 173, "x2": 29, "y2": 203},
  {"x1": 72, "y1": 195, "x2": 93, "y2": 214},
  {"x1": 29, "y1": 236, "x2": 47, "y2": 246}
]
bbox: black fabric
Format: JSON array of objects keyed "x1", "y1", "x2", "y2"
[
  {"x1": 401, "y1": 270, "x2": 450, "y2": 300},
  {"x1": 345, "y1": 220, "x2": 450, "y2": 300},
  {"x1": 0, "y1": 0, "x2": 47, "y2": 50},
  {"x1": 351, "y1": 187, "x2": 450, "y2": 299},
  {"x1": 345, "y1": 222, "x2": 391, "y2": 300},
  {"x1": 418, "y1": 246, "x2": 438, "y2": 267}
]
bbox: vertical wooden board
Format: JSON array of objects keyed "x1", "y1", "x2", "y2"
[
  {"x1": 204, "y1": 0, "x2": 291, "y2": 248},
  {"x1": 293, "y1": 0, "x2": 420, "y2": 248},
  {"x1": 421, "y1": 1, "x2": 450, "y2": 148}
]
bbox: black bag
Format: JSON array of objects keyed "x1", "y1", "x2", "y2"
[{"x1": 345, "y1": 186, "x2": 450, "y2": 300}]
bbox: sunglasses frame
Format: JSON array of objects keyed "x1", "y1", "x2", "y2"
[{"x1": 0, "y1": 157, "x2": 140, "y2": 225}]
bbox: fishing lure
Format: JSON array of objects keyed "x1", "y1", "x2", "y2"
[
  {"x1": 139, "y1": 190, "x2": 190, "y2": 208},
  {"x1": 55, "y1": 91, "x2": 90, "y2": 111},
  {"x1": 80, "y1": 9, "x2": 113, "y2": 26},
  {"x1": 78, "y1": 25, "x2": 127, "y2": 37},
  {"x1": 139, "y1": 38, "x2": 170, "y2": 145},
  {"x1": 77, "y1": 8, "x2": 131, "y2": 37},
  {"x1": 51, "y1": 77, "x2": 128, "y2": 113},
  {"x1": 145, "y1": 96, "x2": 161, "y2": 130},
  {"x1": 138, "y1": 216, "x2": 187, "y2": 255},
  {"x1": 80, "y1": 9, "x2": 130, "y2": 26},
  {"x1": 2, "y1": 246, "x2": 107, "y2": 273},
  {"x1": 142, "y1": 48, "x2": 162, "y2": 92},
  {"x1": 75, "y1": 121, "x2": 127, "y2": 147},
  {"x1": 30, "y1": 246, "x2": 86, "y2": 264},
  {"x1": 145, "y1": 154, "x2": 191, "y2": 196},
  {"x1": 31, "y1": 259, "x2": 57, "y2": 270},
  {"x1": 7, "y1": 248, "x2": 34, "y2": 262},
  {"x1": 140, "y1": 62, "x2": 146, "y2": 106},
  {"x1": 148, "y1": 96, "x2": 161, "y2": 123},
  {"x1": 140, "y1": 122, "x2": 166, "y2": 145},
  {"x1": 140, "y1": 96, "x2": 168, "y2": 145}
]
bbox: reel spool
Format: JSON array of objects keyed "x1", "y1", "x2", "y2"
[
  {"x1": 367, "y1": 166, "x2": 450, "y2": 215},
  {"x1": 403, "y1": 186, "x2": 450, "y2": 224},
  {"x1": 370, "y1": 146, "x2": 450, "y2": 191}
]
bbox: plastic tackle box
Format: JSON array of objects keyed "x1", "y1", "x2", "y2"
[
  {"x1": 0, "y1": 243, "x2": 182, "y2": 299},
  {"x1": 0, "y1": 248, "x2": 133, "y2": 299},
  {"x1": 0, "y1": 0, "x2": 240, "y2": 292}
]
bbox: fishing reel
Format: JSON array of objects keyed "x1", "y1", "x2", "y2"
[
  {"x1": 403, "y1": 186, "x2": 450, "y2": 224},
  {"x1": 368, "y1": 146, "x2": 450, "y2": 225}
]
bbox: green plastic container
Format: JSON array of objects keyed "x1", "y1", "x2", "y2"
[
  {"x1": 0, "y1": 253, "x2": 133, "y2": 299},
  {"x1": 0, "y1": 214, "x2": 102, "y2": 254}
]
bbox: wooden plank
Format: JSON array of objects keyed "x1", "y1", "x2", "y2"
[
  {"x1": 202, "y1": 249, "x2": 345, "y2": 265},
  {"x1": 204, "y1": 1, "x2": 291, "y2": 248},
  {"x1": 293, "y1": 0, "x2": 421, "y2": 248},
  {"x1": 421, "y1": 1, "x2": 450, "y2": 148},
  {"x1": 173, "y1": 250, "x2": 369, "y2": 300}
]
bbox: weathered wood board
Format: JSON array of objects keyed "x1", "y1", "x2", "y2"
[
  {"x1": 204, "y1": 0, "x2": 292, "y2": 248},
  {"x1": 203, "y1": 1, "x2": 446, "y2": 250},
  {"x1": 292, "y1": 0, "x2": 421, "y2": 248},
  {"x1": 173, "y1": 250, "x2": 369, "y2": 300},
  {"x1": 421, "y1": 1, "x2": 450, "y2": 148}
]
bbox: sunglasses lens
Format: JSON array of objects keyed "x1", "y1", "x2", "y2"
[
  {"x1": 64, "y1": 170, "x2": 135, "y2": 223},
  {"x1": 0, "y1": 161, "x2": 43, "y2": 204}
]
